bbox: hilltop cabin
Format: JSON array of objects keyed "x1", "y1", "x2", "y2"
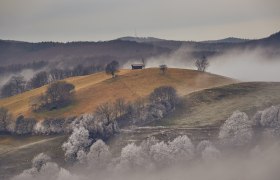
[{"x1": 131, "y1": 64, "x2": 145, "y2": 70}]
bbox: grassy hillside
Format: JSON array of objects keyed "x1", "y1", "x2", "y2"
[
  {"x1": 160, "y1": 82, "x2": 280, "y2": 127},
  {"x1": 109, "y1": 82, "x2": 280, "y2": 152},
  {"x1": 0, "y1": 68, "x2": 235, "y2": 119},
  {"x1": 0, "y1": 135, "x2": 66, "y2": 180}
]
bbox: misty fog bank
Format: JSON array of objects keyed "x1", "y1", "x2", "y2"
[
  {"x1": 0, "y1": 69, "x2": 39, "y2": 88},
  {"x1": 208, "y1": 48, "x2": 280, "y2": 82},
  {"x1": 12, "y1": 139, "x2": 280, "y2": 180},
  {"x1": 139, "y1": 46, "x2": 280, "y2": 82}
]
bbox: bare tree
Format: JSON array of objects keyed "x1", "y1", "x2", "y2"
[
  {"x1": 105, "y1": 61, "x2": 119, "y2": 78},
  {"x1": 195, "y1": 56, "x2": 209, "y2": 72},
  {"x1": 73, "y1": 64, "x2": 85, "y2": 76},
  {"x1": 95, "y1": 102, "x2": 115, "y2": 123},
  {"x1": 114, "y1": 98, "x2": 127, "y2": 118},
  {"x1": 0, "y1": 107, "x2": 9, "y2": 132},
  {"x1": 159, "y1": 64, "x2": 168, "y2": 74},
  {"x1": 29, "y1": 71, "x2": 49, "y2": 88},
  {"x1": 1, "y1": 76, "x2": 26, "y2": 97},
  {"x1": 141, "y1": 57, "x2": 146, "y2": 68}
]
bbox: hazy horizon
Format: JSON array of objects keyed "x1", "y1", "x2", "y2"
[
  {"x1": 0, "y1": 0, "x2": 280, "y2": 42},
  {"x1": 1, "y1": 31, "x2": 278, "y2": 43}
]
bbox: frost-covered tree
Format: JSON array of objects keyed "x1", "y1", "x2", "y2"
[
  {"x1": 33, "y1": 118, "x2": 67, "y2": 135},
  {"x1": 12, "y1": 153, "x2": 70, "y2": 180},
  {"x1": 32, "y1": 153, "x2": 51, "y2": 171},
  {"x1": 201, "y1": 145, "x2": 221, "y2": 161},
  {"x1": 86, "y1": 139, "x2": 112, "y2": 169},
  {"x1": 140, "y1": 136, "x2": 158, "y2": 153},
  {"x1": 255, "y1": 105, "x2": 280, "y2": 137},
  {"x1": 149, "y1": 141, "x2": 172, "y2": 167},
  {"x1": 71, "y1": 113, "x2": 119, "y2": 140},
  {"x1": 219, "y1": 111, "x2": 254, "y2": 147},
  {"x1": 168, "y1": 135, "x2": 195, "y2": 162},
  {"x1": 62, "y1": 126, "x2": 92, "y2": 162},
  {"x1": 116, "y1": 143, "x2": 146, "y2": 171},
  {"x1": 196, "y1": 140, "x2": 213, "y2": 154},
  {"x1": 196, "y1": 141, "x2": 221, "y2": 161}
]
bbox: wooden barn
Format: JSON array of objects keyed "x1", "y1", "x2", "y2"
[{"x1": 131, "y1": 64, "x2": 145, "y2": 70}]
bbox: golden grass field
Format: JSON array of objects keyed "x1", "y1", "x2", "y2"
[{"x1": 0, "y1": 68, "x2": 236, "y2": 120}]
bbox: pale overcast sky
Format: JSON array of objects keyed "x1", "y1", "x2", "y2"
[{"x1": 0, "y1": 0, "x2": 279, "y2": 42}]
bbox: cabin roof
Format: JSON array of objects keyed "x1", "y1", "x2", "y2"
[{"x1": 131, "y1": 64, "x2": 145, "y2": 66}]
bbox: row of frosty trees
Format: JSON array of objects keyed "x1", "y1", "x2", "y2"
[{"x1": 12, "y1": 104, "x2": 280, "y2": 180}]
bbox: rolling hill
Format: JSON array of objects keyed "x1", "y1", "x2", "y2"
[
  {"x1": 161, "y1": 82, "x2": 280, "y2": 127},
  {"x1": 0, "y1": 68, "x2": 235, "y2": 120},
  {"x1": 108, "y1": 82, "x2": 280, "y2": 153}
]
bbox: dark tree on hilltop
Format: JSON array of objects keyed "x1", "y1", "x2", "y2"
[
  {"x1": 195, "y1": 56, "x2": 209, "y2": 72},
  {"x1": 1, "y1": 76, "x2": 26, "y2": 97},
  {"x1": 159, "y1": 64, "x2": 168, "y2": 74},
  {"x1": 46, "y1": 81, "x2": 75, "y2": 104},
  {"x1": 29, "y1": 71, "x2": 49, "y2": 89},
  {"x1": 37, "y1": 81, "x2": 75, "y2": 111},
  {"x1": 105, "y1": 60, "x2": 119, "y2": 78}
]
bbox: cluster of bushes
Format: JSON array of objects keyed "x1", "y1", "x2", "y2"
[
  {"x1": 31, "y1": 81, "x2": 75, "y2": 112},
  {"x1": 117, "y1": 86, "x2": 178, "y2": 127},
  {"x1": 0, "y1": 109, "x2": 118, "y2": 137},
  {"x1": 0, "y1": 64, "x2": 104, "y2": 98}
]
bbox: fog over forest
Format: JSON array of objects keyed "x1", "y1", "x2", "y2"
[{"x1": 12, "y1": 105, "x2": 280, "y2": 180}]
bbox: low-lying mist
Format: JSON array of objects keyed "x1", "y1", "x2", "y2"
[
  {"x1": 0, "y1": 69, "x2": 39, "y2": 89},
  {"x1": 208, "y1": 48, "x2": 280, "y2": 82},
  {"x1": 138, "y1": 46, "x2": 280, "y2": 82},
  {"x1": 12, "y1": 139, "x2": 280, "y2": 180}
]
